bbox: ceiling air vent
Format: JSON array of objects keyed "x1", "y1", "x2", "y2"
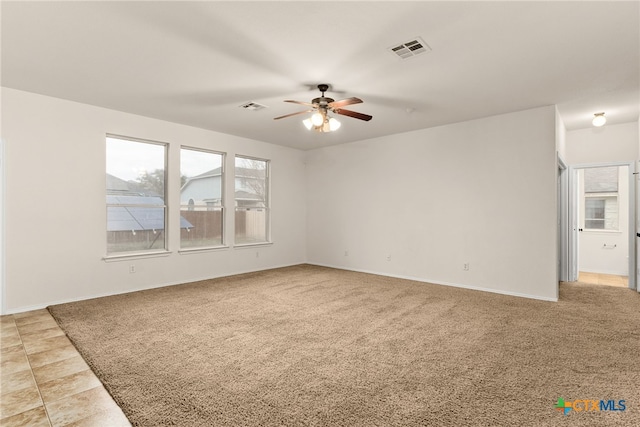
[
  {"x1": 389, "y1": 37, "x2": 431, "y2": 59},
  {"x1": 239, "y1": 102, "x2": 267, "y2": 111}
]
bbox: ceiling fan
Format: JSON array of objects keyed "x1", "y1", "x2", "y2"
[{"x1": 274, "y1": 84, "x2": 372, "y2": 132}]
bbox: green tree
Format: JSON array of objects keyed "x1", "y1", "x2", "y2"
[{"x1": 129, "y1": 169, "x2": 165, "y2": 196}]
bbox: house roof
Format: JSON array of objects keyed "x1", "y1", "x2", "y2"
[
  {"x1": 181, "y1": 166, "x2": 263, "y2": 193},
  {"x1": 106, "y1": 174, "x2": 133, "y2": 193},
  {"x1": 189, "y1": 166, "x2": 259, "y2": 180},
  {"x1": 193, "y1": 167, "x2": 222, "y2": 179},
  {"x1": 2, "y1": 2, "x2": 637, "y2": 150}
]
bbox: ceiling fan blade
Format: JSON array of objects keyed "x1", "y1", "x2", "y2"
[
  {"x1": 328, "y1": 97, "x2": 363, "y2": 108},
  {"x1": 285, "y1": 100, "x2": 315, "y2": 107},
  {"x1": 273, "y1": 110, "x2": 313, "y2": 120},
  {"x1": 334, "y1": 108, "x2": 373, "y2": 121}
]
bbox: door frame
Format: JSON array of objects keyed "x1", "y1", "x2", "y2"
[
  {"x1": 567, "y1": 161, "x2": 636, "y2": 289},
  {"x1": 558, "y1": 156, "x2": 569, "y2": 283}
]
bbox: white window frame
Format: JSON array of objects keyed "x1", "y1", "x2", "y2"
[
  {"x1": 105, "y1": 134, "x2": 169, "y2": 259},
  {"x1": 582, "y1": 166, "x2": 620, "y2": 232},
  {"x1": 234, "y1": 155, "x2": 271, "y2": 247},
  {"x1": 584, "y1": 193, "x2": 619, "y2": 231},
  {"x1": 179, "y1": 146, "x2": 227, "y2": 252}
]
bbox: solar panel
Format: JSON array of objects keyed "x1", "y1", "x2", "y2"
[{"x1": 107, "y1": 195, "x2": 193, "y2": 231}]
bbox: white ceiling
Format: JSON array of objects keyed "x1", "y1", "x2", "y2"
[{"x1": 2, "y1": 1, "x2": 638, "y2": 150}]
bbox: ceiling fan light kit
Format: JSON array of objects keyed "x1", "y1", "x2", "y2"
[
  {"x1": 592, "y1": 112, "x2": 606, "y2": 127},
  {"x1": 303, "y1": 115, "x2": 341, "y2": 132},
  {"x1": 274, "y1": 84, "x2": 372, "y2": 133},
  {"x1": 311, "y1": 112, "x2": 324, "y2": 127}
]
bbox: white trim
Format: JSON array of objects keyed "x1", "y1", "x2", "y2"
[
  {"x1": 580, "y1": 229, "x2": 622, "y2": 234},
  {"x1": 557, "y1": 154, "x2": 569, "y2": 284},
  {"x1": 179, "y1": 146, "x2": 227, "y2": 247},
  {"x1": 106, "y1": 135, "x2": 170, "y2": 255},
  {"x1": 103, "y1": 251, "x2": 172, "y2": 262},
  {"x1": 234, "y1": 155, "x2": 270, "y2": 244},
  {"x1": 106, "y1": 133, "x2": 171, "y2": 148},
  {"x1": 308, "y1": 263, "x2": 559, "y2": 302},
  {"x1": 0, "y1": 134, "x2": 5, "y2": 314},
  {"x1": 233, "y1": 242, "x2": 273, "y2": 249},
  {"x1": 558, "y1": 155, "x2": 567, "y2": 171},
  {"x1": 568, "y1": 166, "x2": 579, "y2": 281},
  {"x1": 629, "y1": 161, "x2": 636, "y2": 290},
  {"x1": 3, "y1": 262, "x2": 303, "y2": 315},
  {"x1": 178, "y1": 245, "x2": 229, "y2": 254},
  {"x1": 636, "y1": 159, "x2": 640, "y2": 294}
]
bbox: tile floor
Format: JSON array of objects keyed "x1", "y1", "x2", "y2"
[
  {"x1": 578, "y1": 271, "x2": 628, "y2": 287},
  {"x1": 1, "y1": 309, "x2": 130, "y2": 426}
]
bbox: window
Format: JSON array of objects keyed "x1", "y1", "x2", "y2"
[
  {"x1": 235, "y1": 156, "x2": 269, "y2": 244},
  {"x1": 180, "y1": 148, "x2": 224, "y2": 249},
  {"x1": 106, "y1": 136, "x2": 167, "y2": 255},
  {"x1": 583, "y1": 166, "x2": 619, "y2": 231}
]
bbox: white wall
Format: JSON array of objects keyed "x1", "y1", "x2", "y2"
[
  {"x1": 556, "y1": 107, "x2": 567, "y2": 161},
  {"x1": 555, "y1": 108, "x2": 569, "y2": 283},
  {"x1": 565, "y1": 122, "x2": 639, "y2": 164},
  {"x1": 1, "y1": 88, "x2": 307, "y2": 313},
  {"x1": 0, "y1": 90, "x2": 566, "y2": 311},
  {"x1": 306, "y1": 106, "x2": 559, "y2": 301}
]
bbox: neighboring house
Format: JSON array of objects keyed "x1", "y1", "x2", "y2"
[
  {"x1": 179, "y1": 168, "x2": 223, "y2": 210},
  {"x1": 180, "y1": 167, "x2": 265, "y2": 209},
  {"x1": 180, "y1": 166, "x2": 267, "y2": 244}
]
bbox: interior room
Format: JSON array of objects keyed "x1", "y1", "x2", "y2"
[{"x1": 1, "y1": 1, "x2": 639, "y2": 426}]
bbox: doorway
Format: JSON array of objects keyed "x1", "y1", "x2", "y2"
[
  {"x1": 576, "y1": 271, "x2": 627, "y2": 287},
  {"x1": 568, "y1": 162, "x2": 636, "y2": 289}
]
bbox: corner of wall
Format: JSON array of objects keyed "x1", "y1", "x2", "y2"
[
  {"x1": 555, "y1": 106, "x2": 567, "y2": 162},
  {"x1": 305, "y1": 105, "x2": 559, "y2": 301},
  {"x1": 0, "y1": 132, "x2": 5, "y2": 315}
]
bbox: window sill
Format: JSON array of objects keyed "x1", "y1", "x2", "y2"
[
  {"x1": 234, "y1": 242, "x2": 273, "y2": 249},
  {"x1": 103, "y1": 251, "x2": 172, "y2": 262},
  {"x1": 179, "y1": 245, "x2": 229, "y2": 255}
]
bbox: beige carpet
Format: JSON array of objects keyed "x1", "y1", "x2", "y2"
[{"x1": 48, "y1": 264, "x2": 640, "y2": 426}]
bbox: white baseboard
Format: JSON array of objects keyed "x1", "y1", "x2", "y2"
[
  {"x1": 2, "y1": 262, "x2": 303, "y2": 315},
  {"x1": 308, "y1": 263, "x2": 559, "y2": 302},
  {"x1": 4, "y1": 262, "x2": 559, "y2": 315}
]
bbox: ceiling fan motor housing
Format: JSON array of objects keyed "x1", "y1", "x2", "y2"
[
  {"x1": 312, "y1": 84, "x2": 334, "y2": 106},
  {"x1": 312, "y1": 96, "x2": 335, "y2": 106},
  {"x1": 273, "y1": 83, "x2": 372, "y2": 123}
]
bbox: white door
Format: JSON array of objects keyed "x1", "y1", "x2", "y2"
[
  {"x1": 568, "y1": 167, "x2": 579, "y2": 282},
  {"x1": 569, "y1": 162, "x2": 636, "y2": 288},
  {"x1": 637, "y1": 161, "x2": 640, "y2": 292}
]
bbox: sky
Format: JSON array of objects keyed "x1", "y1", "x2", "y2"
[{"x1": 106, "y1": 136, "x2": 222, "y2": 181}]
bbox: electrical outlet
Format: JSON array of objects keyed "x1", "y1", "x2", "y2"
[
  {"x1": 387, "y1": 255, "x2": 391, "y2": 262},
  {"x1": 256, "y1": 252, "x2": 259, "y2": 258},
  {"x1": 344, "y1": 250, "x2": 349, "y2": 257},
  {"x1": 463, "y1": 263, "x2": 469, "y2": 271},
  {"x1": 129, "y1": 265, "x2": 136, "y2": 274}
]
